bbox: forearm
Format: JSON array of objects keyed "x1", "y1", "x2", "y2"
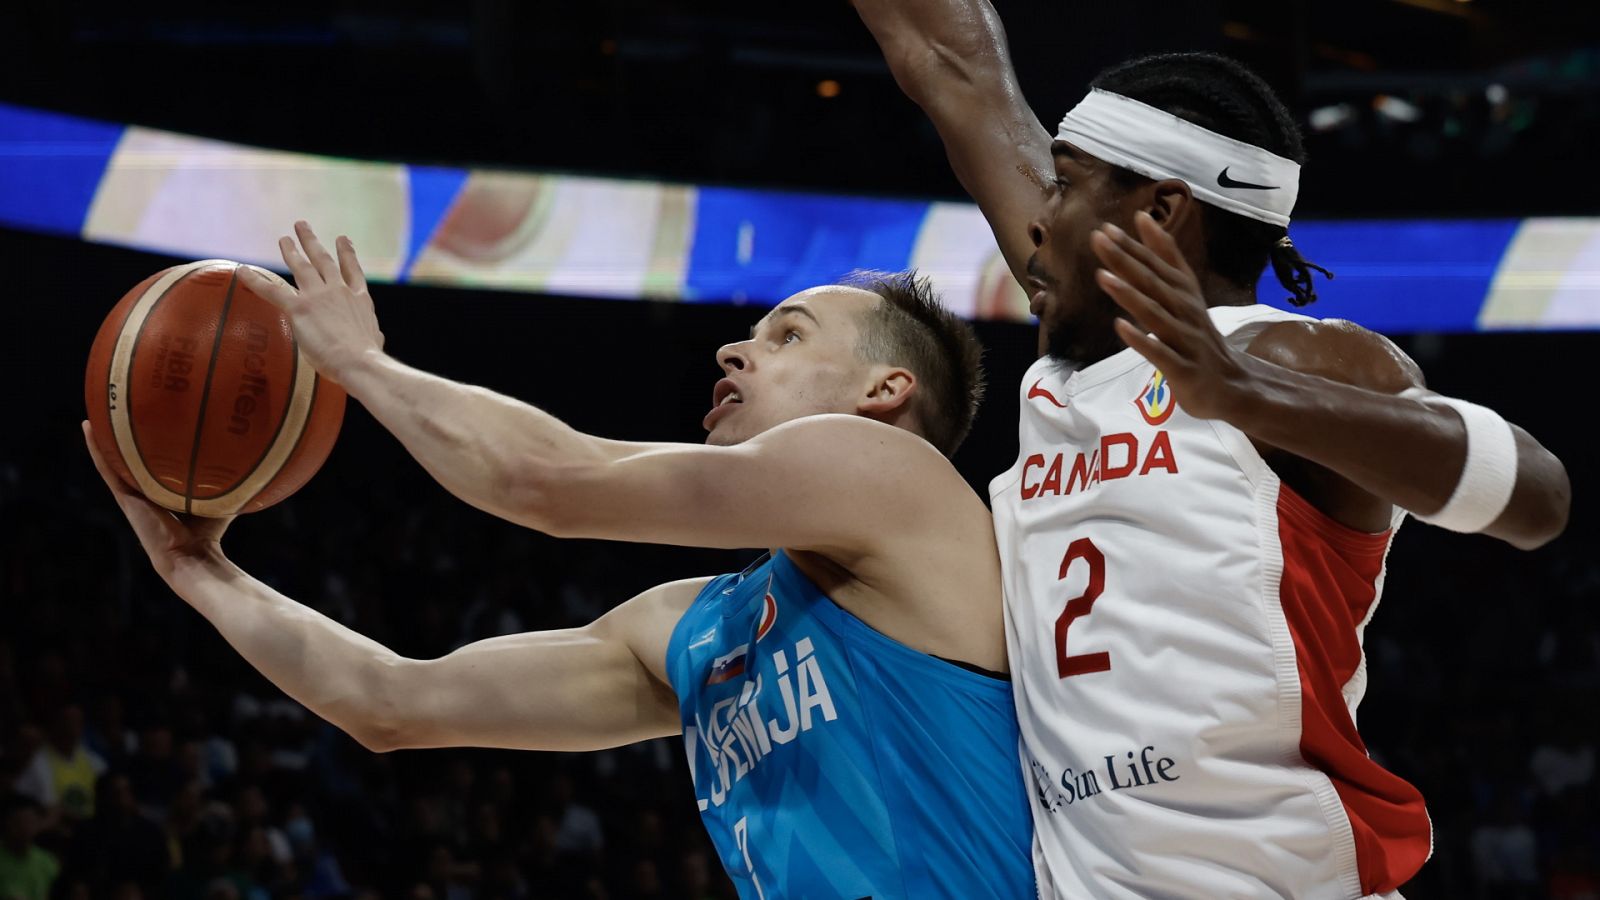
[
  {"x1": 861, "y1": 0, "x2": 1035, "y2": 172},
  {"x1": 856, "y1": 0, "x2": 1008, "y2": 102},
  {"x1": 166, "y1": 547, "x2": 411, "y2": 749},
  {"x1": 164, "y1": 551, "x2": 688, "y2": 755},
  {"x1": 1228, "y1": 358, "x2": 1570, "y2": 548},
  {"x1": 336, "y1": 351, "x2": 616, "y2": 529},
  {"x1": 853, "y1": 0, "x2": 1050, "y2": 281}
]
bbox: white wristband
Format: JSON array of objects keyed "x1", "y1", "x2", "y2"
[{"x1": 1410, "y1": 394, "x2": 1518, "y2": 533}]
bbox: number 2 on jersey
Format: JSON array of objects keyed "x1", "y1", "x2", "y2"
[{"x1": 1055, "y1": 538, "x2": 1111, "y2": 677}]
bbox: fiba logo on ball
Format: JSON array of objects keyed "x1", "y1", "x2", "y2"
[
  {"x1": 149, "y1": 333, "x2": 201, "y2": 394},
  {"x1": 84, "y1": 259, "x2": 344, "y2": 516}
]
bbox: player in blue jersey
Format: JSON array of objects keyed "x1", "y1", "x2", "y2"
[{"x1": 84, "y1": 222, "x2": 1034, "y2": 899}]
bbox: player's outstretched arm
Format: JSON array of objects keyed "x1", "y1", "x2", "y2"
[
  {"x1": 377, "y1": 579, "x2": 698, "y2": 752},
  {"x1": 237, "y1": 222, "x2": 665, "y2": 528},
  {"x1": 1091, "y1": 214, "x2": 1571, "y2": 549},
  {"x1": 510, "y1": 413, "x2": 969, "y2": 557},
  {"x1": 240, "y1": 224, "x2": 969, "y2": 558},
  {"x1": 850, "y1": 0, "x2": 1052, "y2": 288},
  {"x1": 84, "y1": 420, "x2": 693, "y2": 753}
]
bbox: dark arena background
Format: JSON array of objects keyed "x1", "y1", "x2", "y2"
[{"x1": 2, "y1": 1, "x2": 1597, "y2": 898}]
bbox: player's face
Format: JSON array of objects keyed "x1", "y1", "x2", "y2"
[
  {"x1": 1025, "y1": 141, "x2": 1142, "y2": 366},
  {"x1": 704, "y1": 288, "x2": 882, "y2": 446}
]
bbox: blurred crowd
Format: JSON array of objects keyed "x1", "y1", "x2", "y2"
[
  {"x1": 0, "y1": 449, "x2": 1595, "y2": 899},
  {"x1": 1, "y1": 455, "x2": 740, "y2": 900}
]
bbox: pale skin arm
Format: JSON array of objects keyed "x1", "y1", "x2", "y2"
[
  {"x1": 84, "y1": 420, "x2": 697, "y2": 753},
  {"x1": 236, "y1": 224, "x2": 964, "y2": 559},
  {"x1": 851, "y1": 0, "x2": 1052, "y2": 287}
]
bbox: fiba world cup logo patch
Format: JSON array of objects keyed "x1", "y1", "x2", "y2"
[{"x1": 1134, "y1": 370, "x2": 1176, "y2": 426}]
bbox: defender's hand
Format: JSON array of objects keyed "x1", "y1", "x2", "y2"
[
  {"x1": 1091, "y1": 211, "x2": 1258, "y2": 422},
  {"x1": 83, "y1": 421, "x2": 233, "y2": 578},
  {"x1": 238, "y1": 220, "x2": 385, "y2": 385}
]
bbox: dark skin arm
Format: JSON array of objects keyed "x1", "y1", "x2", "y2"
[
  {"x1": 849, "y1": 0, "x2": 1052, "y2": 288},
  {"x1": 855, "y1": 0, "x2": 1570, "y2": 548},
  {"x1": 1093, "y1": 213, "x2": 1571, "y2": 549}
]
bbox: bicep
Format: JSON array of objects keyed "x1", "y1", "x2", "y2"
[
  {"x1": 1245, "y1": 320, "x2": 1423, "y2": 395},
  {"x1": 1244, "y1": 320, "x2": 1425, "y2": 530},
  {"x1": 391, "y1": 579, "x2": 706, "y2": 752},
  {"x1": 540, "y1": 417, "x2": 950, "y2": 557}
]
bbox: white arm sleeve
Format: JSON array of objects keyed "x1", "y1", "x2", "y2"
[{"x1": 1408, "y1": 392, "x2": 1518, "y2": 533}]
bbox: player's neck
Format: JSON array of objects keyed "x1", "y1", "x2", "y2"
[{"x1": 1200, "y1": 273, "x2": 1257, "y2": 309}]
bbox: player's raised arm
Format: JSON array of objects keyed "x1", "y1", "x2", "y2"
[
  {"x1": 1091, "y1": 213, "x2": 1571, "y2": 550},
  {"x1": 508, "y1": 414, "x2": 963, "y2": 556},
  {"x1": 241, "y1": 225, "x2": 981, "y2": 560},
  {"x1": 84, "y1": 421, "x2": 691, "y2": 753},
  {"x1": 235, "y1": 221, "x2": 664, "y2": 525},
  {"x1": 850, "y1": 0, "x2": 1052, "y2": 289}
]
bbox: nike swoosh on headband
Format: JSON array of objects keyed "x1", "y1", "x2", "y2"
[{"x1": 1217, "y1": 167, "x2": 1279, "y2": 191}]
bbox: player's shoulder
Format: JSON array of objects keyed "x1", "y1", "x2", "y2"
[
  {"x1": 755, "y1": 415, "x2": 991, "y2": 549},
  {"x1": 595, "y1": 575, "x2": 718, "y2": 685},
  {"x1": 1245, "y1": 317, "x2": 1424, "y2": 394},
  {"x1": 756, "y1": 413, "x2": 954, "y2": 471}
]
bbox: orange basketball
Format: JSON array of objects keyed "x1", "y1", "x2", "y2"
[{"x1": 84, "y1": 260, "x2": 345, "y2": 516}]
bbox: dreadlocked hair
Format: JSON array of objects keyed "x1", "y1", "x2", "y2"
[{"x1": 1091, "y1": 52, "x2": 1332, "y2": 306}]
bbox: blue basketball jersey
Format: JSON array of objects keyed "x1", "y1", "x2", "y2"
[{"x1": 665, "y1": 551, "x2": 1034, "y2": 900}]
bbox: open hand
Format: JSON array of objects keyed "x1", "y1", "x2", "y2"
[
  {"x1": 83, "y1": 421, "x2": 233, "y2": 579},
  {"x1": 1091, "y1": 211, "x2": 1255, "y2": 422},
  {"x1": 238, "y1": 221, "x2": 385, "y2": 384}
]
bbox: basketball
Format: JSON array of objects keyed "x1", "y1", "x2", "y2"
[{"x1": 83, "y1": 259, "x2": 345, "y2": 516}]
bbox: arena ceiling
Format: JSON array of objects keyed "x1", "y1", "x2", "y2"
[{"x1": 2, "y1": 0, "x2": 1596, "y2": 216}]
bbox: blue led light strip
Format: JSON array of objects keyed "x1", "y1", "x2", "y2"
[{"x1": 2, "y1": 101, "x2": 1595, "y2": 332}]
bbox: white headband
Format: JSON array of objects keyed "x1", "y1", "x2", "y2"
[{"x1": 1057, "y1": 88, "x2": 1300, "y2": 227}]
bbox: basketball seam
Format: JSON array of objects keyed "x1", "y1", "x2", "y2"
[
  {"x1": 100, "y1": 281, "x2": 147, "y2": 451},
  {"x1": 189, "y1": 328, "x2": 321, "y2": 516},
  {"x1": 182, "y1": 265, "x2": 241, "y2": 514},
  {"x1": 121, "y1": 265, "x2": 211, "y2": 504},
  {"x1": 192, "y1": 319, "x2": 301, "y2": 502},
  {"x1": 250, "y1": 371, "x2": 320, "y2": 513}
]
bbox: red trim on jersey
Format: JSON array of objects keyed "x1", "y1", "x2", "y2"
[{"x1": 1276, "y1": 484, "x2": 1431, "y2": 895}]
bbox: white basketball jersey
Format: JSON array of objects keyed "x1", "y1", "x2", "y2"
[{"x1": 990, "y1": 305, "x2": 1431, "y2": 899}]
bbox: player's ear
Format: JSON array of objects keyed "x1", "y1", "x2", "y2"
[
  {"x1": 1146, "y1": 178, "x2": 1196, "y2": 234},
  {"x1": 859, "y1": 367, "x2": 916, "y2": 417}
]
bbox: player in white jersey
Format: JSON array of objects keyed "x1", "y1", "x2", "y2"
[{"x1": 853, "y1": 2, "x2": 1573, "y2": 897}]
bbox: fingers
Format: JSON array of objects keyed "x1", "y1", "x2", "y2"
[
  {"x1": 263, "y1": 223, "x2": 368, "y2": 302},
  {"x1": 82, "y1": 421, "x2": 138, "y2": 501},
  {"x1": 1091, "y1": 221, "x2": 1195, "y2": 315},
  {"x1": 334, "y1": 233, "x2": 382, "y2": 349},
  {"x1": 82, "y1": 422, "x2": 181, "y2": 552},
  {"x1": 278, "y1": 233, "x2": 321, "y2": 290},
  {"x1": 335, "y1": 235, "x2": 368, "y2": 294},
  {"x1": 294, "y1": 221, "x2": 343, "y2": 285},
  {"x1": 84, "y1": 422, "x2": 232, "y2": 559},
  {"x1": 1113, "y1": 318, "x2": 1181, "y2": 373},
  {"x1": 1096, "y1": 266, "x2": 1177, "y2": 346},
  {"x1": 1132, "y1": 209, "x2": 1191, "y2": 273},
  {"x1": 1092, "y1": 229, "x2": 1177, "y2": 315},
  {"x1": 236, "y1": 266, "x2": 296, "y2": 309}
]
